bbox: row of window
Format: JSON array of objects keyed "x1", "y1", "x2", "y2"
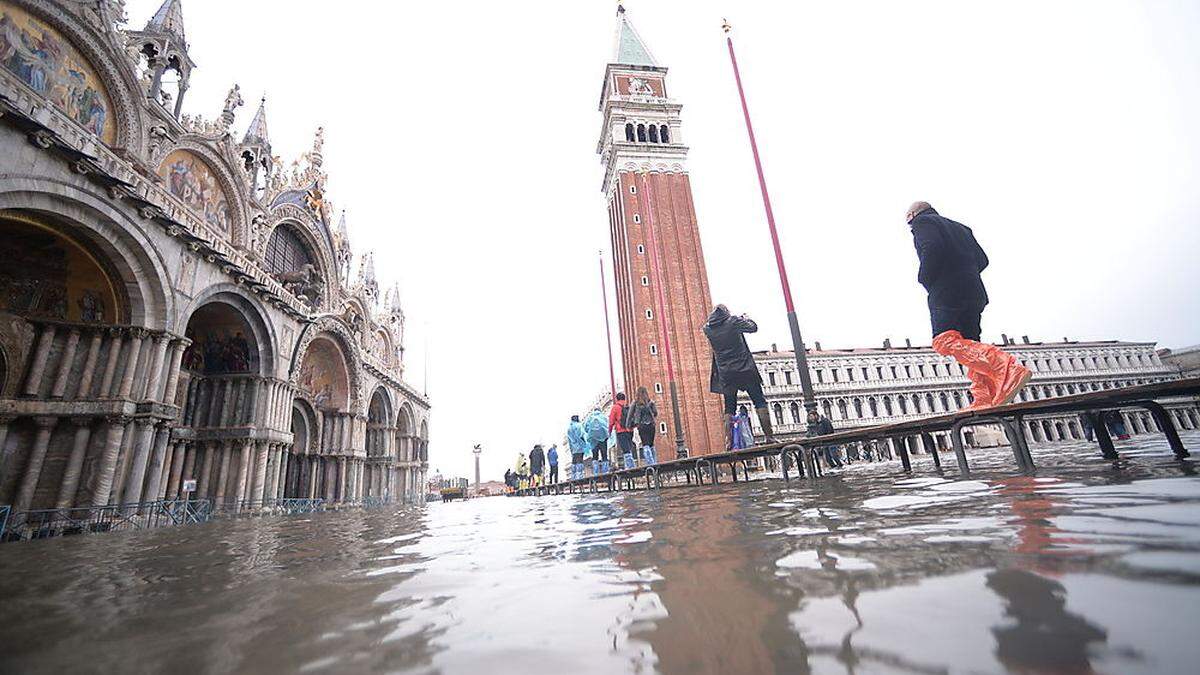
[
  {"x1": 624, "y1": 123, "x2": 671, "y2": 144},
  {"x1": 762, "y1": 351, "x2": 1160, "y2": 387},
  {"x1": 761, "y1": 377, "x2": 1170, "y2": 426}
]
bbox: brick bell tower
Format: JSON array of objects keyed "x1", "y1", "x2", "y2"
[{"x1": 597, "y1": 5, "x2": 724, "y2": 458}]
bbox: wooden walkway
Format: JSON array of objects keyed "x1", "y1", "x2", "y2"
[{"x1": 514, "y1": 378, "x2": 1200, "y2": 496}]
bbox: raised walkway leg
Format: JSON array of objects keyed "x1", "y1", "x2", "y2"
[
  {"x1": 1086, "y1": 412, "x2": 1119, "y2": 460},
  {"x1": 950, "y1": 421, "x2": 971, "y2": 476},
  {"x1": 1140, "y1": 401, "x2": 1189, "y2": 459},
  {"x1": 922, "y1": 432, "x2": 941, "y2": 471}
]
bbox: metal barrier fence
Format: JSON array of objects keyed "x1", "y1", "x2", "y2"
[
  {"x1": 0, "y1": 495, "x2": 403, "y2": 543},
  {"x1": 1, "y1": 500, "x2": 214, "y2": 542}
]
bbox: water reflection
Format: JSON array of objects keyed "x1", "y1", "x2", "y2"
[{"x1": 0, "y1": 434, "x2": 1198, "y2": 674}]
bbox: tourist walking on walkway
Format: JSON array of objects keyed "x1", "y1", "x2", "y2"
[
  {"x1": 529, "y1": 444, "x2": 545, "y2": 487},
  {"x1": 806, "y1": 410, "x2": 841, "y2": 468},
  {"x1": 584, "y1": 408, "x2": 610, "y2": 474},
  {"x1": 515, "y1": 451, "x2": 529, "y2": 489},
  {"x1": 567, "y1": 415, "x2": 588, "y2": 480},
  {"x1": 504, "y1": 469, "x2": 515, "y2": 492},
  {"x1": 704, "y1": 304, "x2": 773, "y2": 448},
  {"x1": 907, "y1": 202, "x2": 1030, "y2": 409},
  {"x1": 609, "y1": 393, "x2": 637, "y2": 469},
  {"x1": 731, "y1": 405, "x2": 754, "y2": 450},
  {"x1": 630, "y1": 386, "x2": 659, "y2": 465},
  {"x1": 547, "y1": 444, "x2": 559, "y2": 484}
]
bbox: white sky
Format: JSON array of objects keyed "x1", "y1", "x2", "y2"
[{"x1": 125, "y1": 0, "x2": 1200, "y2": 482}]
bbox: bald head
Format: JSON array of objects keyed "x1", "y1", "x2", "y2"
[{"x1": 906, "y1": 201, "x2": 932, "y2": 223}]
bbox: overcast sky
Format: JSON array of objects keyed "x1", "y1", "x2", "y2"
[{"x1": 126, "y1": 0, "x2": 1199, "y2": 482}]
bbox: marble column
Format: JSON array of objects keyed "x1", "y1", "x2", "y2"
[
  {"x1": 234, "y1": 440, "x2": 253, "y2": 505},
  {"x1": 252, "y1": 440, "x2": 269, "y2": 505},
  {"x1": 162, "y1": 338, "x2": 188, "y2": 405},
  {"x1": 166, "y1": 441, "x2": 187, "y2": 500},
  {"x1": 196, "y1": 444, "x2": 215, "y2": 499},
  {"x1": 141, "y1": 334, "x2": 169, "y2": 402},
  {"x1": 98, "y1": 330, "x2": 125, "y2": 398},
  {"x1": 74, "y1": 329, "x2": 104, "y2": 400},
  {"x1": 215, "y1": 442, "x2": 233, "y2": 507},
  {"x1": 121, "y1": 421, "x2": 160, "y2": 505},
  {"x1": 0, "y1": 415, "x2": 16, "y2": 479},
  {"x1": 142, "y1": 425, "x2": 172, "y2": 504},
  {"x1": 91, "y1": 417, "x2": 130, "y2": 507},
  {"x1": 15, "y1": 416, "x2": 58, "y2": 513},
  {"x1": 117, "y1": 331, "x2": 147, "y2": 399},
  {"x1": 22, "y1": 324, "x2": 58, "y2": 396},
  {"x1": 55, "y1": 418, "x2": 95, "y2": 509}
]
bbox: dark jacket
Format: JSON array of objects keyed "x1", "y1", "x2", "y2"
[
  {"x1": 909, "y1": 207, "x2": 989, "y2": 310},
  {"x1": 704, "y1": 306, "x2": 762, "y2": 393},
  {"x1": 805, "y1": 416, "x2": 834, "y2": 438},
  {"x1": 529, "y1": 446, "x2": 545, "y2": 472},
  {"x1": 630, "y1": 400, "x2": 658, "y2": 426}
]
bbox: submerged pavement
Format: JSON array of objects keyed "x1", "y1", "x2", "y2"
[{"x1": 2, "y1": 433, "x2": 1199, "y2": 674}]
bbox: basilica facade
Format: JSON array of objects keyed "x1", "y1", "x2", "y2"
[{"x1": 0, "y1": 0, "x2": 429, "y2": 516}]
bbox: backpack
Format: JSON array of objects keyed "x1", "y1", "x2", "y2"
[{"x1": 619, "y1": 402, "x2": 634, "y2": 429}]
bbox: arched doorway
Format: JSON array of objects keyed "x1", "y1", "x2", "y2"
[
  {"x1": 365, "y1": 388, "x2": 393, "y2": 500},
  {"x1": 292, "y1": 333, "x2": 360, "y2": 503},
  {"x1": 395, "y1": 405, "x2": 415, "y2": 502},
  {"x1": 175, "y1": 297, "x2": 276, "y2": 509},
  {"x1": 0, "y1": 211, "x2": 183, "y2": 513}
]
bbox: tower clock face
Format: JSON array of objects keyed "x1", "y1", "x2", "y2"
[{"x1": 614, "y1": 74, "x2": 665, "y2": 98}]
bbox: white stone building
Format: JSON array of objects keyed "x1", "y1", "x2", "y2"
[{"x1": 746, "y1": 337, "x2": 1200, "y2": 450}]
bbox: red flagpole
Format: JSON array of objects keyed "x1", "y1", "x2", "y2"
[
  {"x1": 598, "y1": 250, "x2": 617, "y2": 400},
  {"x1": 724, "y1": 19, "x2": 818, "y2": 414}
]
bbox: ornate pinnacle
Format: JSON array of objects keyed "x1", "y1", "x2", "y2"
[{"x1": 722, "y1": 18, "x2": 731, "y2": 34}]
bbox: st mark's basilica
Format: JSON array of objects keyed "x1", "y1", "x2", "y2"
[{"x1": 0, "y1": 0, "x2": 430, "y2": 516}]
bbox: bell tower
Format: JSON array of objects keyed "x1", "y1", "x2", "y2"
[{"x1": 597, "y1": 5, "x2": 724, "y2": 458}]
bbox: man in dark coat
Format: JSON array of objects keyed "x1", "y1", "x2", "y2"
[
  {"x1": 703, "y1": 304, "x2": 773, "y2": 448},
  {"x1": 806, "y1": 410, "x2": 841, "y2": 468},
  {"x1": 528, "y1": 445, "x2": 545, "y2": 486},
  {"x1": 907, "y1": 202, "x2": 1029, "y2": 409}
]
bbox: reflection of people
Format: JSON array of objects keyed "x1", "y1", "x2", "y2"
[
  {"x1": 987, "y1": 569, "x2": 1107, "y2": 673},
  {"x1": 705, "y1": 304, "x2": 773, "y2": 447},
  {"x1": 907, "y1": 202, "x2": 1030, "y2": 409}
]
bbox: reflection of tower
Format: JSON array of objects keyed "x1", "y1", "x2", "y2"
[
  {"x1": 597, "y1": 5, "x2": 724, "y2": 458},
  {"x1": 472, "y1": 444, "x2": 482, "y2": 494}
]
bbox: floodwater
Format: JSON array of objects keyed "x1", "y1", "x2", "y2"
[{"x1": 3, "y1": 435, "x2": 1200, "y2": 674}]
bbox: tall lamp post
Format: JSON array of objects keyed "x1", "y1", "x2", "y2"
[
  {"x1": 638, "y1": 171, "x2": 688, "y2": 458},
  {"x1": 723, "y1": 19, "x2": 818, "y2": 414}
]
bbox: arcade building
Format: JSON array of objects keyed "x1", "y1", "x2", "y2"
[{"x1": 0, "y1": 0, "x2": 430, "y2": 516}]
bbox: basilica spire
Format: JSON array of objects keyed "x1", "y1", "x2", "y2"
[
  {"x1": 145, "y1": 0, "x2": 186, "y2": 44},
  {"x1": 243, "y1": 97, "x2": 270, "y2": 147},
  {"x1": 612, "y1": 4, "x2": 657, "y2": 67}
]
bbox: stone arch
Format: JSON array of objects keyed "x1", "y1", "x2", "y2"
[
  {"x1": 294, "y1": 335, "x2": 352, "y2": 413},
  {"x1": 0, "y1": 183, "x2": 173, "y2": 328},
  {"x1": 0, "y1": 0, "x2": 146, "y2": 150},
  {"x1": 418, "y1": 419, "x2": 429, "y2": 463},
  {"x1": 264, "y1": 206, "x2": 339, "y2": 306},
  {"x1": 396, "y1": 403, "x2": 415, "y2": 462},
  {"x1": 291, "y1": 397, "x2": 319, "y2": 454},
  {"x1": 180, "y1": 286, "x2": 276, "y2": 376},
  {"x1": 157, "y1": 140, "x2": 247, "y2": 244},
  {"x1": 288, "y1": 316, "x2": 362, "y2": 410},
  {"x1": 366, "y1": 386, "x2": 392, "y2": 458}
]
